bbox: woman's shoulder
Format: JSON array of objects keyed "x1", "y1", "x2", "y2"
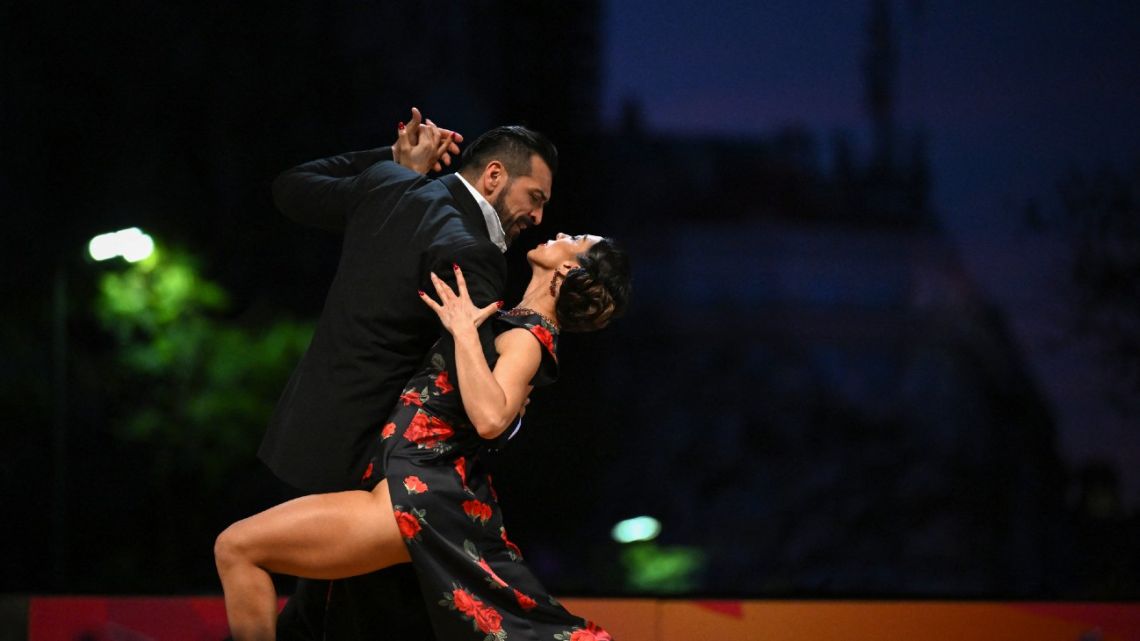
[
  {"x1": 493, "y1": 309, "x2": 560, "y2": 386},
  {"x1": 494, "y1": 309, "x2": 558, "y2": 359}
]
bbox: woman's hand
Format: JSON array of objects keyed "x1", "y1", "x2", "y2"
[
  {"x1": 419, "y1": 265, "x2": 502, "y2": 337},
  {"x1": 392, "y1": 107, "x2": 463, "y2": 174},
  {"x1": 422, "y1": 267, "x2": 533, "y2": 440}
]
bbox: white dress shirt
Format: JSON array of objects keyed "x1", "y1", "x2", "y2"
[{"x1": 456, "y1": 174, "x2": 507, "y2": 253}]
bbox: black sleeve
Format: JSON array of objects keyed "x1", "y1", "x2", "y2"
[{"x1": 271, "y1": 146, "x2": 411, "y2": 231}]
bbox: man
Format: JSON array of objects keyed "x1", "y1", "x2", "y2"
[{"x1": 257, "y1": 109, "x2": 556, "y2": 640}]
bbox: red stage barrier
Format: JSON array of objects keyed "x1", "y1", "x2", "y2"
[{"x1": 19, "y1": 596, "x2": 1140, "y2": 640}]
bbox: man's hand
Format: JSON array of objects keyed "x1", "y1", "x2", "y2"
[{"x1": 392, "y1": 107, "x2": 464, "y2": 174}]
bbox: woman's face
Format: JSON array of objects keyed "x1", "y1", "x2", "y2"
[{"x1": 528, "y1": 233, "x2": 602, "y2": 269}]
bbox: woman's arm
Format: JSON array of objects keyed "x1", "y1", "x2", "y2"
[
  {"x1": 420, "y1": 268, "x2": 541, "y2": 439},
  {"x1": 451, "y1": 325, "x2": 541, "y2": 439}
]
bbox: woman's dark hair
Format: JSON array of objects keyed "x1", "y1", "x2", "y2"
[
  {"x1": 555, "y1": 238, "x2": 631, "y2": 333},
  {"x1": 458, "y1": 125, "x2": 558, "y2": 178}
]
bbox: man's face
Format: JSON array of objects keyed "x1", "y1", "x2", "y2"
[{"x1": 492, "y1": 155, "x2": 553, "y2": 244}]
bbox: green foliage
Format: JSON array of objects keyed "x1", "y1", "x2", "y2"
[
  {"x1": 620, "y1": 541, "x2": 706, "y2": 593},
  {"x1": 96, "y1": 249, "x2": 227, "y2": 339},
  {"x1": 94, "y1": 243, "x2": 312, "y2": 487}
]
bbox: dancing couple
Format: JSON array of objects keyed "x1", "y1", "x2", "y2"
[{"x1": 215, "y1": 109, "x2": 630, "y2": 640}]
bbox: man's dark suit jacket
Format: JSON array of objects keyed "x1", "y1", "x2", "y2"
[
  {"x1": 259, "y1": 147, "x2": 507, "y2": 640},
  {"x1": 260, "y1": 146, "x2": 506, "y2": 493}
]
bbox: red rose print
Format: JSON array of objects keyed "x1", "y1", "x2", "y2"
[
  {"x1": 360, "y1": 462, "x2": 374, "y2": 481},
  {"x1": 559, "y1": 622, "x2": 611, "y2": 641},
  {"x1": 394, "y1": 510, "x2": 421, "y2": 540},
  {"x1": 501, "y1": 527, "x2": 523, "y2": 559},
  {"x1": 529, "y1": 325, "x2": 556, "y2": 358},
  {"x1": 403, "y1": 475, "x2": 428, "y2": 494},
  {"x1": 472, "y1": 604, "x2": 503, "y2": 634},
  {"x1": 462, "y1": 499, "x2": 492, "y2": 525},
  {"x1": 404, "y1": 415, "x2": 425, "y2": 441},
  {"x1": 399, "y1": 389, "x2": 423, "y2": 407},
  {"x1": 434, "y1": 370, "x2": 453, "y2": 394},
  {"x1": 514, "y1": 588, "x2": 537, "y2": 611},
  {"x1": 404, "y1": 411, "x2": 454, "y2": 449},
  {"x1": 580, "y1": 622, "x2": 612, "y2": 641},
  {"x1": 477, "y1": 557, "x2": 508, "y2": 587},
  {"x1": 451, "y1": 588, "x2": 478, "y2": 616},
  {"x1": 454, "y1": 456, "x2": 468, "y2": 489},
  {"x1": 381, "y1": 422, "x2": 396, "y2": 439}
]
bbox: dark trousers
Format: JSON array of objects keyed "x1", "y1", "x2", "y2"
[{"x1": 276, "y1": 567, "x2": 435, "y2": 640}]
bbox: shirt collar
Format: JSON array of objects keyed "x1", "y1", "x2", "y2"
[{"x1": 456, "y1": 174, "x2": 507, "y2": 253}]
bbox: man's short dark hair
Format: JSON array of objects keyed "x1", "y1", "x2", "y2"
[{"x1": 458, "y1": 125, "x2": 558, "y2": 178}]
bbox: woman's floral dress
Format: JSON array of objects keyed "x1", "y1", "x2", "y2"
[{"x1": 359, "y1": 309, "x2": 612, "y2": 641}]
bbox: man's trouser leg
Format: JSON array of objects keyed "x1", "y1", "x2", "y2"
[{"x1": 276, "y1": 566, "x2": 435, "y2": 640}]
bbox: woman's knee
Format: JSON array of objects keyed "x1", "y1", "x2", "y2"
[{"x1": 214, "y1": 522, "x2": 250, "y2": 571}]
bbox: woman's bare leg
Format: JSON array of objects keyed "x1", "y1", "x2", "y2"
[{"x1": 214, "y1": 479, "x2": 409, "y2": 641}]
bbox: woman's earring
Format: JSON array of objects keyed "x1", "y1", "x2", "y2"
[{"x1": 549, "y1": 271, "x2": 564, "y2": 297}]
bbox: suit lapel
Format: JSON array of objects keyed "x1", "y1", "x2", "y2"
[{"x1": 440, "y1": 174, "x2": 491, "y2": 241}]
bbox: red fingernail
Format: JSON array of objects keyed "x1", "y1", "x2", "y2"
[
  {"x1": 418, "y1": 290, "x2": 425, "y2": 296},
  {"x1": 398, "y1": 122, "x2": 405, "y2": 130},
  {"x1": 496, "y1": 300, "x2": 504, "y2": 308},
  {"x1": 452, "y1": 263, "x2": 459, "y2": 271}
]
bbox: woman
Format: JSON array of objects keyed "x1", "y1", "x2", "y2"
[{"x1": 215, "y1": 232, "x2": 630, "y2": 641}]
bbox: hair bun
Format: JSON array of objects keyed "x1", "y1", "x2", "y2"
[{"x1": 554, "y1": 239, "x2": 631, "y2": 333}]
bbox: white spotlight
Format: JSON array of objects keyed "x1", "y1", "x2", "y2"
[
  {"x1": 88, "y1": 227, "x2": 154, "y2": 263},
  {"x1": 611, "y1": 516, "x2": 661, "y2": 544}
]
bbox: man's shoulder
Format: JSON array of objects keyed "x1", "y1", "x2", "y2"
[
  {"x1": 422, "y1": 219, "x2": 504, "y2": 270},
  {"x1": 399, "y1": 176, "x2": 467, "y2": 218},
  {"x1": 426, "y1": 225, "x2": 500, "y2": 258},
  {"x1": 419, "y1": 190, "x2": 491, "y2": 242}
]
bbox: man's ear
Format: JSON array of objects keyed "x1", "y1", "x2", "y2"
[{"x1": 479, "y1": 160, "x2": 508, "y2": 199}]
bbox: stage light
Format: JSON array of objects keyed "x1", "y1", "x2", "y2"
[
  {"x1": 88, "y1": 227, "x2": 154, "y2": 263},
  {"x1": 611, "y1": 516, "x2": 661, "y2": 543}
]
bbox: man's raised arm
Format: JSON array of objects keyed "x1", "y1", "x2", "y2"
[
  {"x1": 271, "y1": 147, "x2": 394, "y2": 232},
  {"x1": 271, "y1": 109, "x2": 462, "y2": 231}
]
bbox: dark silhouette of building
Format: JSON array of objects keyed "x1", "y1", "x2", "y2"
[{"x1": 493, "y1": 0, "x2": 1068, "y2": 597}]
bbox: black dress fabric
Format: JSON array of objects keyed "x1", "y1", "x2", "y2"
[{"x1": 359, "y1": 309, "x2": 613, "y2": 641}]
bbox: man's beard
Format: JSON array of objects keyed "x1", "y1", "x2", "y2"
[{"x1": 492, "y1": 179, "x2": 517, "y2": 245}]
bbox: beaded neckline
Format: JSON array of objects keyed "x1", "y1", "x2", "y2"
[{"x1": 504, "y1": 307, "x2": 559, "y2": 332}]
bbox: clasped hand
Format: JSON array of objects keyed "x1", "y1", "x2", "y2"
[{"x1": 392, "y1": 107, "x2": 464, "y2": 174}]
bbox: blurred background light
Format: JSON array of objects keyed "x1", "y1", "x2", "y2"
[
  {"x1": 612, "y1": 516, "x2": 662, "y2": 543},
  {"x1": 88, "y1": 227, "x2": 154, "y2": 263}
]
